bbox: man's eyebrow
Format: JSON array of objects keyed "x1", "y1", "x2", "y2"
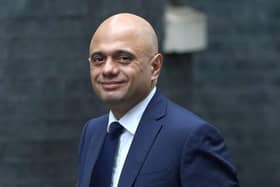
[
  {"x1": 90, "y1": 51, "x2": 104, "y2": 57},
  {"x1": 113, "y1": 50, "x2": 135, "y2": 57},
  {"x1": 90, "y1": 50, "x2": 136, "y2": 58}
]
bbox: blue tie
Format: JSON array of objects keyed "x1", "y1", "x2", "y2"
[{"x1": 91, "y1": 122, "x2": 124, "y2": 187}]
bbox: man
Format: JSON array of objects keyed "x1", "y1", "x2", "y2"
[{"x1": 76, "y1": 13, "x2": 239, "y2": 187}]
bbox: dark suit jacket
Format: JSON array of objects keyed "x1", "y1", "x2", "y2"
[{"x1": 76, "y1": 91, "x2": 239, "y2": 187}]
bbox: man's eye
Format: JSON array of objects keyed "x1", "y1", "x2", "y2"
[
  {"x1": 91, "y1": 55, "x2": 105, "y2": 64},
  {"x1": 118, "y1": 56, "x2": 132, "y2": 64}
]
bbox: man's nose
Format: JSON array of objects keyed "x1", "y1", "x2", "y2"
[{"x1": 102, "y1": 58, "x2": 119, "y2": 76}]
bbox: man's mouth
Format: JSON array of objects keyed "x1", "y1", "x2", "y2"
[{"x1": 100, "y1": 81, "x2": 125, "y2": 91}]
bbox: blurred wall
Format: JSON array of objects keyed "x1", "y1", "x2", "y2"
[
  {"x1": 0, "y1": 0, "x2": 279, "y2": 187},
  {"x1": 1, "y1": 0, "x2": 93, "y2": 186}
]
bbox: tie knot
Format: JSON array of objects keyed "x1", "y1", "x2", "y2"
[{"x1": 109, "y1": 122, "x2": 124, "y2": 139}]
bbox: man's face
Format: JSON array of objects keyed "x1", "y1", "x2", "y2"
[{"x1": 89, "y1": 27, "x2": 155, "y2": 111}]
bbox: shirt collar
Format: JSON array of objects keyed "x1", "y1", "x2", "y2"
[{"x1": 108, "y1": 87, "x2": 157, "y2": 135}]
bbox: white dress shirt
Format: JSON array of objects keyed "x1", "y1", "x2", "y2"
[{"x1": 107, "y1": 87, "x2": 156, "y2": 187}]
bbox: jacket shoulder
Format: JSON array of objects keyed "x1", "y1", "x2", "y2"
[
  {"x1": 80, "y1": 114, "x2": 108, "y2": 140},
  {"x1": 85, "y1": 114, "x2": 108, "y2": 128},
  {"x1": 165, "y1": 98, "x2": 208, "y2": 129}
]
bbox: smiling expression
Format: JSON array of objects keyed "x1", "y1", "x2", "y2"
[{"x1": 89, "y1": 13, "x2": 162, "y2": 118}]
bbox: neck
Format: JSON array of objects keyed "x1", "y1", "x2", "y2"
[
  {"x1": 109, "y1": 98, "x2": 141, "y2": 120},
  {"x1": 109, "y1": 87, "x2": 156, "y2": 119}
]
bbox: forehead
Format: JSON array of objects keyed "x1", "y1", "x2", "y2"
[{"x1": 89, "y1": 22, "x2": 153, "y2": 57}]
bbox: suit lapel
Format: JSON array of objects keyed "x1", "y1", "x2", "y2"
[
  {"x1": 83, "y1": 117, "x2": 107, "y2": 187},
  {"x1": 118, "y1": 91, "x2": 167, "y2": 187}
]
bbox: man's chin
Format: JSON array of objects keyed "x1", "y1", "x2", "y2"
[{"x1": 101, "y1": 95, "x2": 125, "y2": 105}]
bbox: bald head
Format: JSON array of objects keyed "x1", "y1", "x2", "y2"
[
  {"x1": 88, "y1": 13, "x2": 163, "y2": 118},
  {"x1": 90, "y1": 13, "x2": 159, "y2": 56}
]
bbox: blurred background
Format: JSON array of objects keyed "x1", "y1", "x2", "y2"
[{"x1": 1, "y1": 0, "x2": 279, "y2": 186}]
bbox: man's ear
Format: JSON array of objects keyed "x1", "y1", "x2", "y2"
[{"x1": 150, "y1": 53, "x2": 163, "y2": 84}]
